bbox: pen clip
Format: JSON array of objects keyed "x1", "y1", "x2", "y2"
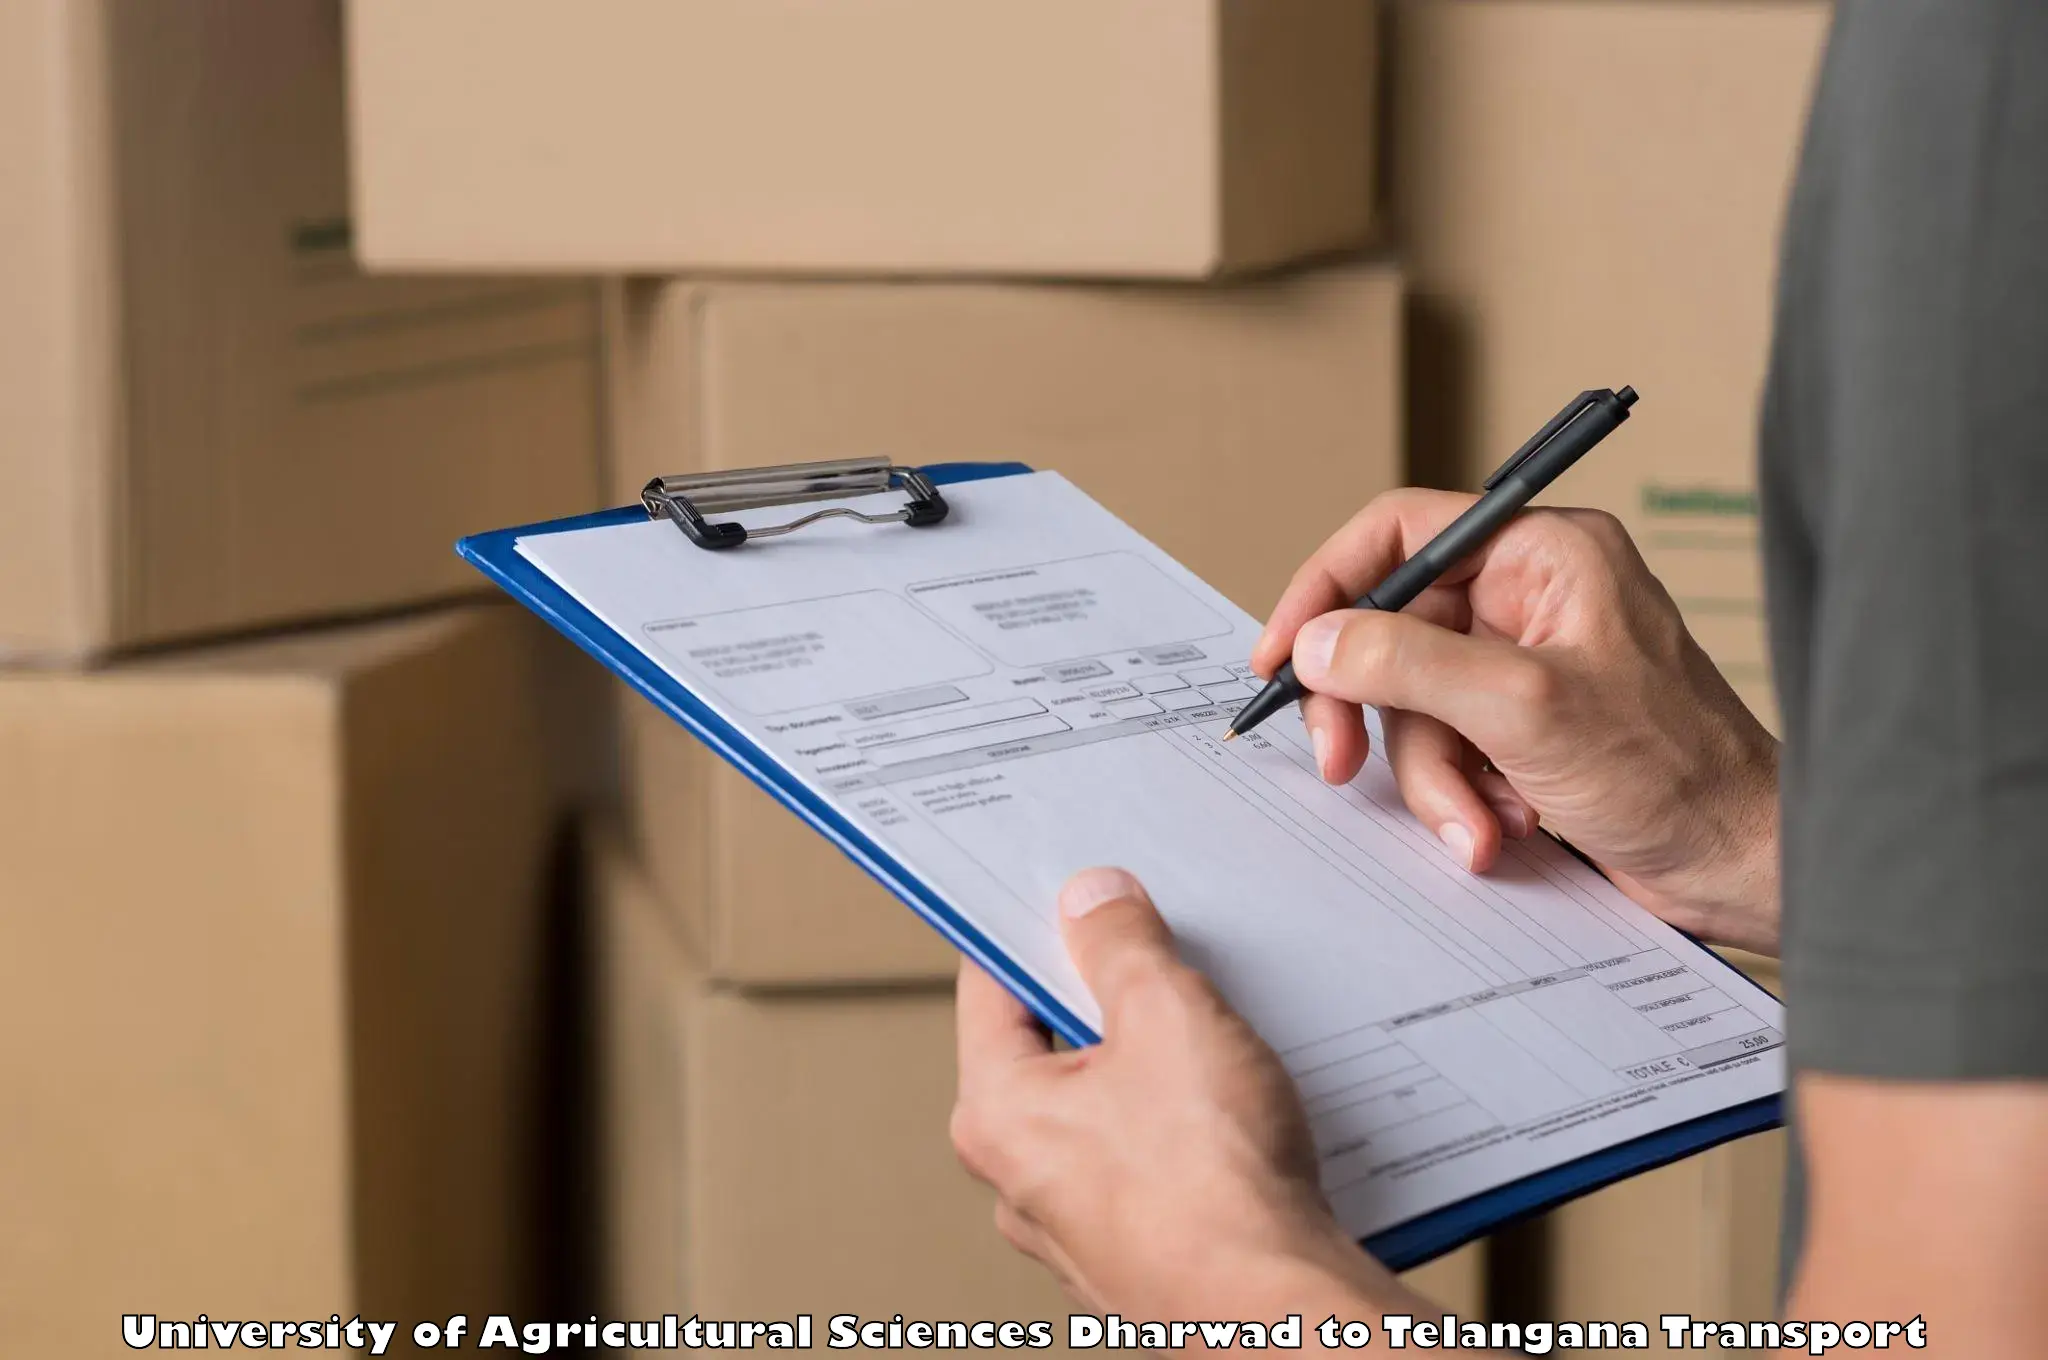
[{"x1": 1483, "y1": 390, "x2": 1604, "y2": 490}]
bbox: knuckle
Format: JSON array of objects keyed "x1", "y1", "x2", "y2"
[
  {"x1": 1371, "y1": 485, "x2": 1433, "y2": 518},
  {"x1": 1105, "y1": 950, "x2": 1186, "y2": 1008},
  {"x1": 1150, "y1": 959, "x2": 1224, "y2": 1018},
  {"x1": 1545, "y1": 505, "x2": 1620, "y2": 545},
  {"x1": 948, "y1": 1101, "x2": 996, "y2": 1176},
  {"x1": 1555, "y1": 509, "x2": 1639, "y2": 577},
  {"x1": 1562, "y1": 511, "x2": 1667, "y2": 620},
  {"x1": 1157, "y1": 960, "x2": 1215, "y2": 1008},
  {"x1": 1333, "y1": 614, "x2": 1398, "y2": 680},
  {"x1": 993, "y1": 1202, "x2": 1056, "y2": 1262},
  {"x1": 1576, "y1": 508, "x2": 1630, "y2": 549},
  {"x1": 1282, "y1": 553, "x2": 1333, "y2": 601},
  {"x1": 1384, "y1": 712, "x2": 1454, "y2": 777}
]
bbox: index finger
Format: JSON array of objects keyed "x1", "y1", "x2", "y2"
[
  {"x1": 1252, "y1": 488, "x2": 1489, "y2": 675},
  {"x1": 955, "y1": 957, "x2": 1053, "y2": 1095}
]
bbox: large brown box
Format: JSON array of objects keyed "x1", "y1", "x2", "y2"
[
  {"x1": 596, "y1": 830, "x2": 1488, "y2": 1321},
  {"x1": 0, "y1": 607, "x2": 584, "y2": 1355},
  {"x1": 609, "y1": 264, "x2": 1405, "y2": 985},
  {"x1": 0, "y1": 0, "x2": 602, "y2": 662},
  {"x1": 344, "y1": 0, "x2": 1377, "y2": 279},
  {"x1": 1391, "y1": 0, "x2": 1831, "y2": 725}
]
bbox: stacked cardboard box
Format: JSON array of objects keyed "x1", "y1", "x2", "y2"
[
  {"x1": 0, "y1": 607, "x2": 596, "y2": 1354},
  {"x1": 1391, "y1": 0, "x2": 1832, "y2": 728},
  {"x1": 0, "y1": 0, "x2": 603, "y2": 661},
  {"x1": 344, "y1": 0, "x2": 1379, "y2": 279},
  {"x1": 347, "y1": 0, "x2": 1488, "y2": 1319},
  {"x1": 0, "y1": 1, "x2": 608, "y2": 1351}
]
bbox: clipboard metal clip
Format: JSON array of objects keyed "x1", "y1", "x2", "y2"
[{"x1": 641, "y1": 457, "x2": 950, "y2": 550}]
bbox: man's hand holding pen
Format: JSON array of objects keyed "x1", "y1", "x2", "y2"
[{"x1": 956, "y1": 482, "x2": 1783, "y2": 1325}]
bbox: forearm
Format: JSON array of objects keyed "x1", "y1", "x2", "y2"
[{"x1": 1786, "y1": 1076, "x2": 2048, "y2": 1353}]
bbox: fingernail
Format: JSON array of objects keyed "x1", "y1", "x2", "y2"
[
  {"x1": 1060, "y1": 867, "x2": 1146, "y2": 919},
  {"x1": 1294, "y1": 615, "x2": 1342, "y2": 683},
  {"x1": 1488, "y1": 798, "x2": 1533, "y2": 838},
  {"x1": 1438, "y1": 823, "x2": 1476, "y2": 871},
  {"x1": 1310, "y1": 725, "x2": 1334, "y2": 781}
]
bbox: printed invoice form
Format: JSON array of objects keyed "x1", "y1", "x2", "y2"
[{"x1": 520, "y1": 471, "x2": 1784, "y2": 1240}]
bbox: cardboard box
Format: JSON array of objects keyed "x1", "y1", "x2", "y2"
[
  {"x1": 597, "y1": 830, "x2": 1488, "y2": 1323},
  {"x1": 1539, "y1": 1133, "x2": 1787, "y2": 1354},
  {"x1": 1403, "y1": 1242, "x2": 1488, "y2": 1320},
  {"x1": 1535, "y1": 954, "x2": 1785, "y2": 1353},
  {"x1": 609, "y1": 264, "x2": 1404, "y2": 984},
  {"x1": 0, "y1": 607, "x2": 584, "y2": 1353},
  {"x1": 0, "y1": 0, "x2": 602, "y2": 661},
  {"x1": 1391, "y1": 0, "x2": 1832, "y2": 726},
  {"x1": 344, "y1": 0, "x2": 1377, "y2": 279}
]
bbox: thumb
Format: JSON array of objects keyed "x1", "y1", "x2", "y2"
[
  {"x1": 1057, "y1": 867, "x2": 1181, "y2": 1032},
  {"x1": 1291, "y1": 608, "x2": 1551, "y2": 756}
]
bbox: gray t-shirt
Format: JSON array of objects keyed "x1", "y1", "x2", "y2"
[{"x1": 1759, "y1": 0, "x2": 2048, "y2": 1271}]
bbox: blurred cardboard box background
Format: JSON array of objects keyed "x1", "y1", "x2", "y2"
[
  {"x1": 0, "y1": 0, "x2": 602, "y2": 661},
  {"x1": 0, "y1": 3, "x2": 611, "y2": 1351},
  {"x1": 1391, "y1": 0, "x2": 1830, "y2": 727},
  {"x1": 344, "y1": 0, "x2": 1378, "y2": 279},
  {"x1": 0, "y1": 607, "x2": 593, "y2": 1354}
]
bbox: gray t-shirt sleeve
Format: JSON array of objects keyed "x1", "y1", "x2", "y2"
[{"x1": 1759, "y1": 0, "x2": 2048, "y2": 1081}]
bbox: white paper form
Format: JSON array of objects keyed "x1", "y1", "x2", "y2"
[{"x1": 520, "y1": 471, "x2": 1785, "y2": 1239}]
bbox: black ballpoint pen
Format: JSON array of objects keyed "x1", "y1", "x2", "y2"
[{"x1": 1224, "y1": 385, "x2": 1638, "y2": 742}]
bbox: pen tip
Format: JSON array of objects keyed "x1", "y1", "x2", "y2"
[{"x1": 1221, "y1": 729, "x2": 1238, "y2": 743}]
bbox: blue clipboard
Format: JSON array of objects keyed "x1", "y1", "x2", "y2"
[{"x1": 459, "y1": 459, "x2": 1783, "y2": 1272}]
